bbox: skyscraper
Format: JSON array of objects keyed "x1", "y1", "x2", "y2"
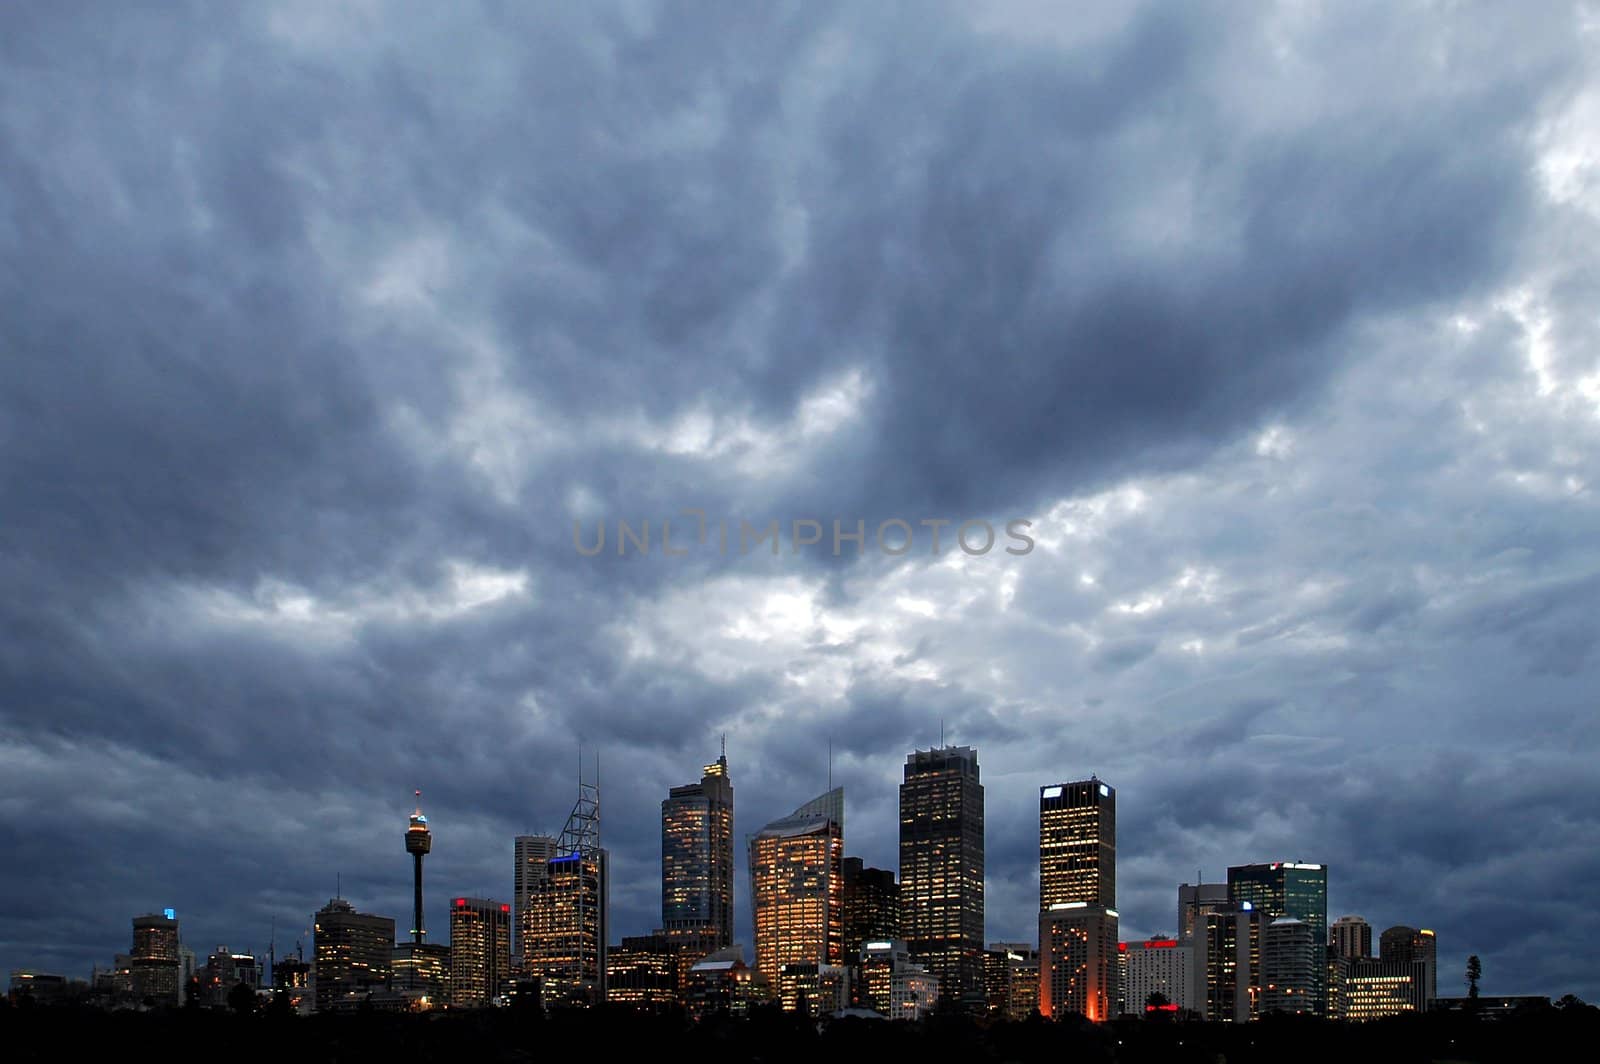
[
  {"x1": 661, "y1": 746, "x2": 735, "y2": 960},
  {"x1": 130, "y1": 912, "x2": 182, "y2": 1007},
  {"x1": 1040, "y1": 779, "x2": 1115, "y2": 908},
  {"x1": 749, "y1": 787, "x2": 844, "y2": 993},
  {"x1": 899, "y1": 745, "x2": 984, "y2": 1008},
  {"x1": 1260, "y1": 917, "x2": 1317, "y2": 1015},
  {"x1": 513, "y1": 834, "x2": 558, "y2": 959},
  {"x1": 1197, "y1": 905, "x2": 1264, "y2": 1022},
  {"x1": 522, "y1": 775, "x2": 608, "y2": 1006},
  {"x1": 1038, "y1": 779, "x2": 1117, "y2": 1022},
  {"x1": 313, "y1": 898, "x2": 395, "y2": 1012},
  {"x1": 1331, "y1": 915, "x2": 1373, "y2": 960},
  {"x1": 842, "y1": 857, "x2": 901, "y2": 957},
  {"x1": 1178, "y1": 882, "x2": 1230, "y2": 942},
  {"x1": 1227, "y1": 862, "x2": 1328, "y2": 1013},
  {"x1": 449, "y1": 897, "x2": 511, "y2": 1007},
  {"x1": 1379, "y1": 926, "x2": 1437, "y2": 1003},
  {"x1": 405, "y1": 790, "x2": 431, "y2": 944}
]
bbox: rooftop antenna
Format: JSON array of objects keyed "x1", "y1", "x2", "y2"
[
  {"x1": 721, "y1": 733, "x2": 727, "y2": 761},
  {"x1": 828, "y1": 738, "x2": 833, "y2": 791},
  {"x1": 940, "y1": 718, "x2": 945, "y2": 748}
]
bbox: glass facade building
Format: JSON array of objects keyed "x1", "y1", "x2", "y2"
[
  {"x1": 1227, "y1": 862, "x2": 1328, "y2": 1014},
  {"x1": 748, "y1": 787, "x2": 844, "y2": 995},
  {"x1": 661, "y1": 750, "x2": 734, "y2": 959}
]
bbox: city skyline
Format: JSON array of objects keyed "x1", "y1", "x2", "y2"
[
  {"x1": 4, "y1": 0, "x2": 1598, "y2": 1011},
  {"x1": 6, "y1": 742, "x2": 1496, "y2": 1009}
]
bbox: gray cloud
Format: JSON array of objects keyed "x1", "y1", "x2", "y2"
[{"x1": 2, "y1": 0, "x2": 1598, "y2": 1004}]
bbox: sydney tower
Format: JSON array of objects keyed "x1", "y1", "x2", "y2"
[{"x1": 405, "y1": 790, "x2": 432, "y2": 943}]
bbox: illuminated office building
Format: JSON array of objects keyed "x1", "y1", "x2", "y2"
[
  {"x1": 1227, "y1": 862, "x2": 1327, "y2": 1013},
  {"x1": 522, "y1": 776, "x2": 608, "y2": 1007},
  {"x1": 1331, "y1": 915, "x2": 1374, "y2": 960},
  {"x1": 1379, "y1": 925, "x2": 1437, "y2": 1003},
  {"x1": 1336, "y1": 957, "x2": 1431, "y2": 1020},
  {"x1": 130, "y1": 912, "x2": 182, "y2": 1007},
  {"x1": 983, "y1": 942, "x2": 1039, "y2": 1019},
  {"x1": 899, "y1": 745, "x2": 984, "y2": 1008},
  {"x1": 749, "y1": 787, "x2": 844, "y2": 994},
  {"x1": 524, "y1": 851, "x2": 609, "y2": 1006},
  {"x1": 1039, "y1": 903, "x2": 1118, "y2": 1022},
  {"x1": 449, "y1": 897, "x2": 511, "y2": 1007},
  {"x1": 313, "y1": 898, "x2": 395, "y2": 1012},
  {"x1": 513, "y1": 834, "x2": 559, "y2": 960},
  {"x1": 1038, "y1": 778, "x2": 1116, "y2": 1022},
  {"x1": 858, "y1": 939, "x2": 911, "y2": 1013},
  {"x1": 605, "y1": 934, "x2": 681, "y2": 1008},
  {"x1": 776, "y1": 961, "x2": 850, "y2": 1017},
  {"x1": 1122, "y1": 937, "x2": 1190, "y2": 1016},
  {"x1": 1197, "y1": 905, "x2": 1263, "y2": 1023},
  {"x1": 661, "y1": 746, "x2": 734, "y2": 960},
  {"x1": 682, "y1": 947, "x2": 765, "y2": 1020},
  {"x1": 1040, "y1": 779, "x2": 1115, "y2": 909},
  {"x1": 392, "y1": 942, "x2": 450, "y2": 1006}
]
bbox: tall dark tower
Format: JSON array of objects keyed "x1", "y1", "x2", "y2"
[
  {"x1": 405, "y1": 790, "x2": 432, "y2": 943},
  {"x1": 661, "y1": 741, "x2": 735, "y2": 960},
  {"x1": 899, "y1": 745, "x2": 984, "y2": 1009}
]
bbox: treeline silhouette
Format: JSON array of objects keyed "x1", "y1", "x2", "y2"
[{"x1": 3, "y1": 996, "x2": 1596, "y2": 1063}]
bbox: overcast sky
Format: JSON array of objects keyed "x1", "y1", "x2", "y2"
[{"x1": 3, "y1": 0, "x2": 1599, "y2": 1003}]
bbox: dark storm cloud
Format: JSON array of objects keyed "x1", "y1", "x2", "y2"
[{"x1": 1, "y1": 0, "x2": 1597, "y2": 1004}]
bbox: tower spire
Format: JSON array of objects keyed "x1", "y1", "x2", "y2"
[{"x1": 405, "y1": 788, "x2": 433, "y2": 943}]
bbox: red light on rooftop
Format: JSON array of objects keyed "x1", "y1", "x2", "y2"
[
  {"x1": 500, "y1": 904, "x2": 510, "y2": 913},
  {"x1": 1118, "y1": 942, "x2": 1128, "y2": 953},
  {"x1": 454, "y1": 898, "x2": 467, "y2": 907},
  {"x1": 1146, "y1": 1003, "x2": 1180, "y2": 1013},
  {"x1": 1144, "y1": 940, "x2": 1179, "y2": 949}
]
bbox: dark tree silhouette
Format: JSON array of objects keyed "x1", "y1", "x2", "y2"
[
  {"x1": 227, "y1": 981, "x2": 257, "y2": 1015},
  {"x1": 265, "y1": 987, "x2": 295, "y2": 1019},
  {"x1": 1467, "y1": 955, "x2": 1482, "y2": 1001}
]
